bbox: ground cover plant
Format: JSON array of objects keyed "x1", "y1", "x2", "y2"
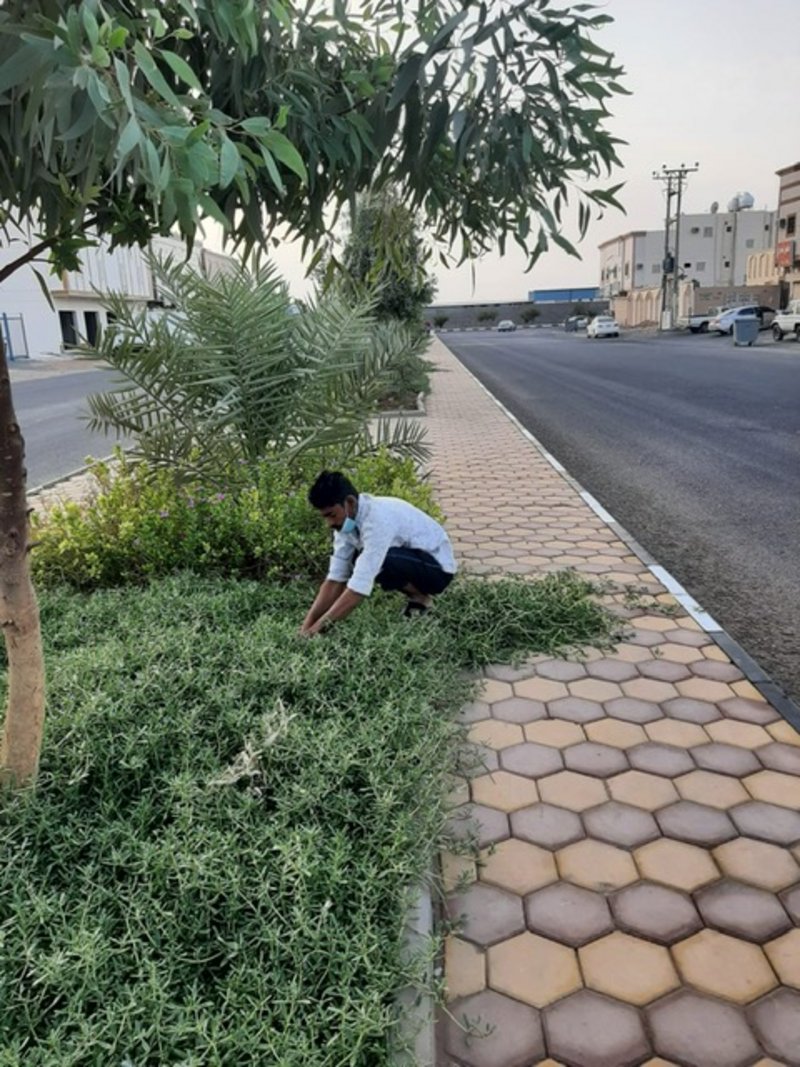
[{"x1": 0, "y1": 571, "x2": 614, "y2": 1065}]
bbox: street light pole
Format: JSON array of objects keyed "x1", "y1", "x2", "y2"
[{"x1": 653, "y1": 163, "x2": 699, "y2": 329}]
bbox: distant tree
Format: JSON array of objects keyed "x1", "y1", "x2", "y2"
[
  {"x1": 476, "y1": 310, "x2": 497, "y2": 324},
  {"x1": 433, "y1": 315, "x2": 449, "y2": 329},
  {"x1": 572, "y1": 302, "x2": 590, "y2": 317},
  {"x1": 521, "y1": 306, "x2": 541, "y2": 324}
]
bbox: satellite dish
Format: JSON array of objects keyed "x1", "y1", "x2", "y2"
[
  {"x1": 710, "y1": 201, "x2": 719, "y2": 213},
  {"x1": 738, "y1": 191, "x2": 755, "y2": 209}
]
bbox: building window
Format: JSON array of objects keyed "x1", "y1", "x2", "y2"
[
  {"x1": 58, "y1": 310, "x2": 77, "y2": 348},
  {"x1": 652, "y1": 264, "x2": 661, "y2": 273},
  {"x1": 745, "y1": 239, "x2": 754, "y2": 249},
  {"x1": 84, "y1": 311, "x2": 99, "y2": 346},
  {"x1": 725, "y1": 225, "x2": 733, "y2": 233},
  {"x1": 765, "y1": 224, "x2": 771, "y2": 231},
  {"x1": 636, "y1": 263, "x2": 643, "y2": 270},
  {"x1": 624, "y1": 263, "x2": 630, "y2": 275},
  {"x1": 690, "y1": 226, "x2": 700, "y2": 234},
  {"x1": 683, "y1": 262, "x2": 692, "y2": 269},
  {"x1": 723, "y1": 260, "x2": 731, "y2": 268},
  {"x1": 696, "y1": 261, "x2": 706, "y2": 271},
  {"x1": 703, "y1": 226, "x2": 713, "y2": 237},
  {"x1": 788, "y1": 215, "x2": 797, "y2": 236}
]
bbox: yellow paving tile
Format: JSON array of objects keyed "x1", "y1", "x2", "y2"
[
  {"x1": 702, "y1": 645, "x2": 730, "y2": 662},
  {"x1": 557, "y1": 838, "x2": 638, "y2": 890},
  {"x1": 444, "y1": 936, "x2": 486, "y2": 1000},
  {"x1": 608, "y1": 770, "x2": 679, "y2": 811},
  {"x1": 524, "y1": 720, "x2": 585, "y2": 748},
  {"x1": 672, "y1": 929, "x2": 777, "y2": 1004},
  {"x1": 713, "y1": 838, "x2": 800, "y2": 891},
  {"x1": 471, "y1": 771, "x2": 540, "y2": 812},
  {"x1": 622, "y1": 679, "x2": 680, "y2": 703},
  {"x1": 440, "y1": 851, "x2": 477, "y2": 892},
  {"x1": 743, "y1": 770, "x2": 800, "y2": 809},
  {"x1": 658, "y1": 643, "x2": 706, "y2": 664},
  {"x1": 676, "y1": 678, "x2": 737, "y2": 702},
  {"x1": 568, "y1": 678, "x2": 624, "y2": 702},
  {"x1": 487, "y1": 932, "x2": 582, "y2": 1007},
  {"x1": 479, "y1": 839, "x2": 558, "y2": 895},
  {"x1": 645, "y1": 719, "x2": 709, "y2": 748},
  {"x1": 674, "y1": 769, "x2": 750, "y2": 810},
  {"x1": 765, "y1": 928, "x2": 800, "y2": 989},
  {"x1": 767, "y1": 720, "x2": 800, "y2": 746},
  {"x1": 633, "y1": 616, "x2": 676, "y2": 632},
  {"x1": 514, "y1": 678, "x2": 570, "y2": 702},
  {"x1": 634, "y1": 839, "x2": 719, "y2": 891},
  {"x1": 586, "y1": 719, "x2": 648, "y2": 749},
  {"x1": 579, "y1": 931, "x2": 680, "y2": 1006},
  {"x1": 614, "y1": 644, "x2": 655, "y2": 663},
  {"x1": 478, "y1": 678, "x2": 515, "y2": 704},
  {"x1": 707, "y1": 719, "x2": 774, "y2": 749},
  {"x1": 468, "y1": 719, "x2": 525, "y2": 751},
  {"x1": 539, "y1": 770, "x2": 608, "y2": 811},
  {"x1": 731, "y1": 680, "x2": 766, "y2": 701}
]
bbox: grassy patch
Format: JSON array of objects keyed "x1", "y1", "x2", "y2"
[{"x1": 0, "y1": 573, "x2": 613, "y2": 1065}]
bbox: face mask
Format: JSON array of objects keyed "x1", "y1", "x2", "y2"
[{"x1": 341, "y1": 515, "x2": 358, "y2": 535}]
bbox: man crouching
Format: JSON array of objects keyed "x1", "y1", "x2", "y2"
[{"x1": 300, "y1": 470, "x2": 457, "y2": 636}]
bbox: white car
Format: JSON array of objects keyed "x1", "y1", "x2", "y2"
[
  {"x1": 587, "y1": 315, "x2": 620, "y2": 338},
  {"x1": 708, "y1": 305, "x2": 775, "y2": 335},
  {"x1": 497, "y1": 320, "x2": 516, "y2": 332}
]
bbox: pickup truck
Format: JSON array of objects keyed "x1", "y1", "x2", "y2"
[
  {"x1": 684, "y1": 307, "x2": 728, "y2": 333},
  {"x1": 772, "y1": 300, "x2": 800, "y2": 341}
]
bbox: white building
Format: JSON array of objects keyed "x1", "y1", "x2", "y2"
[
  {"x1": 599, "y1": 205, "x2": 776, "y2": 298},
  {"x1": 0, "y1": 226, "x2": 238, "y2": 360}
]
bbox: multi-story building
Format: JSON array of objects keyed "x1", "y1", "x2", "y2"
[
  {"x1": 0, "y1": 227, "x2": 237, "y2": 360},
  {"x1": 599, "y1": 207, "x2": 776, "y2": 298},
  {"x1": 775, "y1": 161, "x2": 800, "y2": 301}
]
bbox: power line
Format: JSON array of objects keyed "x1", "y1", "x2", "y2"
[{"x1": 652, "y1": 163, "x2": 699, "y2": 329}]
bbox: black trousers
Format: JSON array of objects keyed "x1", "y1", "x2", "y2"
[{"x1": 375, "y1": 547, "x2": 454, "y2": 596}]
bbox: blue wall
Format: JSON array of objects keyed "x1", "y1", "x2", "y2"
[{"x1": 529, "y1": 287, "x2": 599, "y2": 303}]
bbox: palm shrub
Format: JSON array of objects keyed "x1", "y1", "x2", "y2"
[{"x1": 87, "y1": 258, "x2": 428, "y2": 485}]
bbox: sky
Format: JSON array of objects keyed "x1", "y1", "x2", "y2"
[{"x1": 256, "y1": 0, "x2": 800, "y2": 304}]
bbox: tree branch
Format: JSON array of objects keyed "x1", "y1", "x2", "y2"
[{"x1": 0, "y1": 218, "x2": 100, "y2": 286}]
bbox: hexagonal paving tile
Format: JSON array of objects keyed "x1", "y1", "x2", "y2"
[
  {"x1": 536, "y1": 659, "x2": 588, "y2": 682},
  {"x1": 713, "y1": 837, "x2": 800, "y2": 891},
  {"x1": 730, "y1": 801, "x2": 800, "y2": 846},
  {"x1": 744, "y1": 769, "x2": 800, "y2": 809},
  {"x1": 638, "y1": 659, "x2": 692, "y2": 683},
  {"x1": 445, "y1": 936, "x2": 486, "y2": 1000},
  {"x1": 628, "y1": 742, "x2": 695, "y2": 777},
  {"x1": 479, "y1": 839, "x2": 558, "y2": 896},
  {"x1": 672, "y1": 929, "x2": 778, "y2": 1003},
  {"x1": 458, "y1": 743, "x2": 501, "y2": 778},
  {"x1": 446, "y1": 803, "x2": 510, "y2": 848},
  {"x1": 524, "y1": 720, "x2": 585, "y2": 749},
  {"x1": 747, "y1": 988, "x2": 800, "y2": 1064},
  {"x1": 538, "y1": 770, "x2": 608, "y2": 811},
  {"x1": 583, "y1": 801, "x2": 660, "y2": 848},
  {"x1": 656, "y1": 801, "x2": 737, "y2": 847},
  {"x1": 647, "y1": 990, "x2": 761, "y2": 1067},
  {"x1": 485, "y1": 662, "x2": 539, "y2": 683},
  {"x1": 471, "y1": 771, "x2": 540, "y2": 813},
  {"x1": 662, "y1": 698, "x2": 721, "y2": 724},
  {"x1": 757, "y1": 741, "x2": 800, "y2": 774},
  {"x1": 690, "y1": 660, "x2": 744, "y2": 683},
  {"x1": 444, "y1": 989, "x2": 545, "y2": 1066},
  {"x1": 491, "y1": 697, "x2": 547, "y2": 724},
  {"x1": 569, "y1": 678, "x2": 624, "y2": 703},
  {"x1": 768, "y1": 719, "x2": 800, "y2": 746},
  {"x1": 691, "y1": 742, "x2": 761, "y2": 777},
  {"x1": 780, "y1": 883, "x2": 800, "y2": 923},
  {"x1": 635, "y1": 839, "x2": 720, "y2": 892},
  {"x1": 557, "y1": 838, "x2": 638, "y2": 891},
  {"x1": 579, "y1": 931, "x2": 680, "y2": 1006},
  {"x1": 719, "y1": 696, "x2": 779, "y2": 725},
  {"x1": 765, "y1": 927, "x2": 800, "y2": 988},
  {"x1": 488, "y1": 932, "x2": 582, "y2": 1008},
  {"x1": 606, "y1": 697, "x2": 663, "y2": 723},
  {"x1": 608, "y1": 770, "x2": 680, "y2": 811},
  {"x1": 524, "y1": 882, "x2": 614, "y2": 947},
  {"x1": 696, "y1": 880, "x2": 792, "y2": 942},
  {"x1": 564, "y1": 742, "x2": 629, "y2": 778},
  {"x1": 547, "y1": 697, "x2": 605, "y2": 724},
  {"x1": 646, "y1": 719, "x2": 710, "y2": 748},
  {"x1": 623, "y1": 678, "x2": 680, "y2": 703},
  {"x1": 611, "y1": 882, "x2": 701, "y2": 944},
  {"x1": 515, "y1": 677, "x2": 570, "y2": 702},
  {"x1": 469, "y1": 720, "x2": 526, "y2": 751},
  {"x1": 663, "y1": 629, "x2": 711, "y2": 648},
  {"x1": 585, "y1": 719, "x2": 648, "y2": 749},
  {"x1": 586, "y1": 658, "x2": 639, "y2": 682},
  {"x1": 511, "y1": 803, "x2": 585, "y2": 850},
  {"x1": 707, "y1": 719, "x2": 773, "y2": 749},
  {"x1": 478, "y1": 678, "x2": 515, "y2": 704},
  {"x1": 627, "y1": 627, "x2": 667, "y2": 647},
  {"x1": 544, "y1": 990, "x2": 651, "y2": 1067},
  {"x1": 446, "y1": 883, "x2": 526, "y2": 947},
  {"x1": 500, "y1": 742, "x2": 563, "y2": 778},
  {"x1": 459, "y1": 700, "x2": 491, "y2": 724}
]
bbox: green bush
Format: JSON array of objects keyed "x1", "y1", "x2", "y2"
[{"x1": 32, "y1": 450, "x2": 442, "y2": 590}]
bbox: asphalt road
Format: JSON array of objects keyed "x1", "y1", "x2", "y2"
[
  {"x1": 9, "y1": 367, "x2": 127, "y2": 488},
  {"x1": 443, "y1": 327, "x2": 800, "y2": 706}
]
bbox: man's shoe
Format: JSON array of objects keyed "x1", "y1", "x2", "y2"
[{"x1": 402, "y1": 601, "x2": 429, "y2": 619}]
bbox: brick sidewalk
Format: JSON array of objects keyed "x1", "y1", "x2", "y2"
[{"x1": 426, "y1": 337, "x2": 800, "y2": 1067}]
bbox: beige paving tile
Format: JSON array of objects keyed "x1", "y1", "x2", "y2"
[
  {"x1": 613, "y1": 644, "x2": 655, "y2": 663},
  {"x1": 514, "y1": 678, "x2": 570, "y2": 702},
  {"x1": 676, "y1": 678, "x2": 737, "y2": 702},
  {"x1": 633, "y1": 616, "x2": 676, "y2": 632},
  {"x1": 479, "y1": 678, "x2": 515, "y2": 704},
  {"x1": 634, "y1": 839, "x2": 719, "y2": 891},
  {"x1": 767, "y1": 720, "x2": 800, "y2": 746},
  {"x1": 468, "y1": 719, "x2": 525, "y2": 751},
  {"x1": 524, "y1": 720, "x2": 586, "y2": 748},
  {"x1": 672, "y1": 929, "x2": 777, "y2": 1003},
  {"x1": 608, "y1": 770, "x2": 680, "y2": 811},
  {"x1": 586, "y1": 719, "x2": 648, "y2": 749},
  {"x1": 743, "y1": 770, "x2": 800, "y2": 809},
  {"x1": 645, "y1": 720, "x2": 709, "y2": 748},
  {"x1": 707, "y1": 719, "x2": 774, "y2": 749},
  {"x1": 674, "y1": 769, "x2": 750, "y2": 810},
  {"x1": 764, "y1": 928, "x2": 800, "y2": 989},
  {"x1": 441, "y1": 851, "x2": 477, "y2": 892},
  {"x1": 557, "y1": 838, "x2": 638, "y2": 890},
  {"x1": 579, "y1": 931, "x2": 680, "y2": 1005},
  {"x1": 702, "y1": 644, "x2": 730, "y2": 662},
  {"x1": 488, "y1": 931, "x2": 582, "y2": 1008},
  {"x1": 479, "y1": 839, "x2": 558, "y2": 895},
  {"x1": 568, "y1": 678, "x2": 624, "y2": 702},
  {"x1": 444, "y1": 936, "x2": 486, "y2": 1000},
  {"x1": 622, "y1": 678, "x2": 680, "y2": 703},
  {"x1": 471, "y1": 771, "x2": 540, "y2": 812},
  {"x1": 658, "y1": 643, "x2": 706, "y2": 664},
  {"x1": 713, "y1": 838, "x2": 800, "y2": 891},
  {"x1": 539, "y1": 770, "x2": 608, "y2": 811},
  {"x1": 731, "y1": 680, "x2": 767, "y2": 701}
]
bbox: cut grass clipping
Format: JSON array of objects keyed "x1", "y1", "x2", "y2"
[{"x1": 0, "y1": 572, "x2": 613, "y2": 1066}]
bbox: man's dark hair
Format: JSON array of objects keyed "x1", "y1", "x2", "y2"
[{"x1": 308, "y1": 470, "x2": 359, "y2": 509}]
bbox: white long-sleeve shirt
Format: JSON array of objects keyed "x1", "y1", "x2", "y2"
[{"x1": 326, "y1": 493, "x2": 457, "y2": 596}]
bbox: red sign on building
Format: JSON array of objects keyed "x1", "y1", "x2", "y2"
[{"x1": 776, "y1": 239, "x2": 796, "y2": 268}]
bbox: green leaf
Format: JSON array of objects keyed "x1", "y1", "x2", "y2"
[
  {"x1": 173, "y1": 28, "x2": 194, "y2": 41},
  {"x1": 262, "y1": 131, "x2": 308, "y2": 184},
  {"x1": 157, "y1": 48, "x2": 203, "y2": 93},
  {"x1": 260, "y1": 146, "x2": 285, "y2": 196},
  {"x1": 113, "y1": 56, "x2": 134, "y2": 112},
  {"x1": 0, "y1": 44, "x2": 41, "y2": 94},
  {"x1": 387, "y1": 52, "x2": 423, "y2": 110},
  {"x1": 108, "y1": 26, "x2": 128, "y2": 50},
  {"x1": 81, "y1": 6, "x2": 100, "y2": 47},
  {"x1": 219, "y1": 136, "x2": 240, "y2": 187},
  {"x1": 91, "y1": 44, "x2": 111, "y2": 68},
  {"x1": 32, "y1": 268, "x2": 56, "y2": 312},
  {"x1": 240, "y1": 116, "x2": 272, "y2": 137},
  {"x1": 117, "y1": 115, "x2": 142, "y2": 160},
  {"x1": 197, "y1": 192, "x2": 231, "y2": 230},
  {"x1": 133, "y1": 40, "x2": 181, "y2": 109}
]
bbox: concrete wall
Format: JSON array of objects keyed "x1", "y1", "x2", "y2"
[
  {"x1": 425, "y1": 298, "x2": 608, "y2": 329},
  {"x1": 693, "y1": 283, "x2": 782, "y2": 313}
]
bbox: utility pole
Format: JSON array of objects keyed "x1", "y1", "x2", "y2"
[{"x1": 652, "y1": 163, "x2": 699, "y2": 329}]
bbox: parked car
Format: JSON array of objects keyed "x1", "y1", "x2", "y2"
[
  {"x1": 708, "y1": 305, "x2": 775, "y2": 335},
  {"x1": 587, "y1": 315, "x2": 620, "y2": 338},
  {"x1": 497, "y1": 319, "x2": 516, "y2": 332},
  {"x1": 772, "y1": 300, "x2": 800, "y2": 341},
  {"x1": 683, "y1": 306, "x2": 729, "y2": 333},
  {"x1": 565, "y1": 315, "x2": 589, "y2": 332}
]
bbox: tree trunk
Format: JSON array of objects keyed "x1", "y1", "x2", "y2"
[{"x1": 0, "y1": 331, "x2": 45, "y2": 787}]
